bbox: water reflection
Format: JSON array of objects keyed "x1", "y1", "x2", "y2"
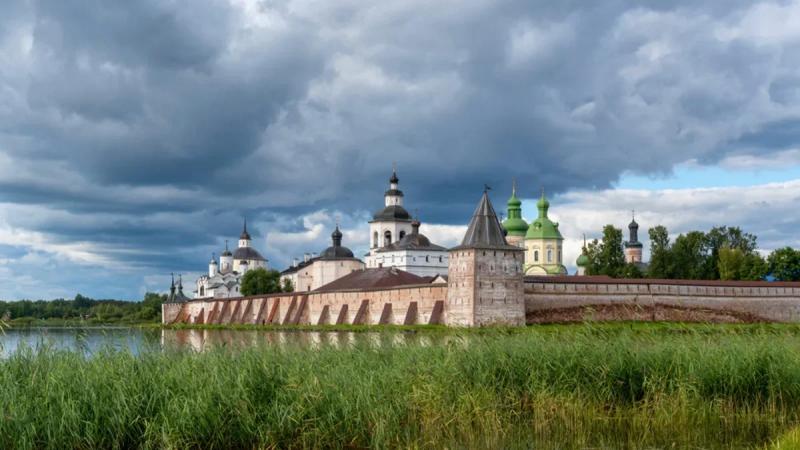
[
  {"x1": 159, "y1": 329, "x2": 451, "y2": 352},
  {"x1": 1, "y1": 327, "x2": 457, "y2": 357},
  {"x1": 0, "y1": 327, "x2": 160, "y2": 357}
]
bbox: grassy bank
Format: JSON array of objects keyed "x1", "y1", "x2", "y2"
[{"x1": 3, "y1": 325, "x2": 800, "y2": 448}]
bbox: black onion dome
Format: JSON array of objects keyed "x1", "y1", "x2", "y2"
[
  {"x1": 372, "y1": 205, "x2": 412, "y2": 221},
  {"x1": 629, "y1": 219, "x2": 639, "y2": 230},
  {"x1": 320, "y1": 225, "x2": 355, "y2": 259},
  {"x1": 320, "y1": 245, "x2": 355, "y2": 259},
  {"x1": 233, "y1": 247, "x2": 266, "y2": 261},
  {"x1": 389, "y1": 170, "x2": 399, "y2": 184}
]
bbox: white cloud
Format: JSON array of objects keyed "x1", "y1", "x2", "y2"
[
  {"x1": 718, "y1": 148, "x2": 800, "y2": 171},
  {"x1": 542, "y1": 179, "x2": 800, "y2": 272}
]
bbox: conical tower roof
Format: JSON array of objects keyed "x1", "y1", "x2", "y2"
[{"x1": 452, "y1": 190, "x2": 520, "y2": 251}]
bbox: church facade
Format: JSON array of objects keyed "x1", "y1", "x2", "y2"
[{"x1": 501, "y1": 184, "x2": 568, "y2": 276}]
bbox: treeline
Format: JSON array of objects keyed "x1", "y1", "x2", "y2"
[
  {"x1": 584, "y1": 225, "x2": 800, "y2": 281},
  {"x1": 0, "y1": 293, "x2": 166, "y2": 324}
]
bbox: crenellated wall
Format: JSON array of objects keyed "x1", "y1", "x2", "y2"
[{"x1": 164, "y1": 277, "x2": 800, "y2": 326}]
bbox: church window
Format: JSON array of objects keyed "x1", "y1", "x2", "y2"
[
  {"x1": 439, "y1": 256, "x2": 442, "y2": 263},
  {"x1": 426, "y1": 256, "x2": 429, "y2": 262},
  {"x1": 558, "y1": 250, "x2": 562, "y2": 263},
  {"x1": 547, "y1": 249, "x2": 553, "y2": 262},
  {"x1": 399, "y1": 231, "x2": 406, "y2": 239},
  {"x1": 373, "y1": 232, "x2": 378, "y2": 248},
  {"x1": 384, "y1": 231, "x2": 392, "y2": 247},
  {"x1": 200, "y1": 286, "x2": 205, "y2": 297},
  {"x1": 534, "y1": 250, "x2": 539, "y2": 262}
]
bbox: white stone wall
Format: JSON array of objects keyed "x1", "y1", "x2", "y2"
[
  {"x1": 365, "y1": 249, "x2": 449, "y2": 277},
  {"x1": 311, "y1": 259, "x2": 365, "y2": 290}
]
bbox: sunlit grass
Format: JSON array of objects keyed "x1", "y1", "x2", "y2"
[{"x1": 3, "y1": 324, "x2": 800, "y2": 448}]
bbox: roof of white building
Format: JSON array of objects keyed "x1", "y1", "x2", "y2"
[{"x1": 376, "y1": 220, "x2": 446, "y2": 253}]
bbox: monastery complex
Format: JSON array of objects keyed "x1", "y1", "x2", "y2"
[{"x1": 164, "y1": 170, "x2": 800, "y2": 327}]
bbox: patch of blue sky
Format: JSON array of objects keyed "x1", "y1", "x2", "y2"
[{"x1": 615, "y1": 164, "x2": 800, "y2": 190}]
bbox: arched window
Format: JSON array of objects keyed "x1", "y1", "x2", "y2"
[
  {"x1": 373, "y1": 231, "x2": 378, "y2": 248},
  {"x1": 534, "y1": 250, "x2": 539, "y2": 262},
  {"x1": 426, "y1": 256, "x2": 429, "y2": 262},
  {"x1": 547, "y1": 249, "x2": 553, "y2": 262},
  {"x1": 200, "y1": 286, "x2": 205, "y2": 297},
  {"x1": 439, "y1": 256, "x2": 442, "y2": 263},
  {"x1": 558, "y1": 250, "x2": 562, "y2": 263},
  {"x1": 399, "y1": 230, "x2": 406, "y2": 240},
  {"x1": 384, "y1": 230, "x2": 392, "y2": 247}
]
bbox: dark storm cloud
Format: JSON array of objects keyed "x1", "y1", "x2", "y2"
[{"x1": 2, "y1": 0, "x2": 800, "y2": 298}]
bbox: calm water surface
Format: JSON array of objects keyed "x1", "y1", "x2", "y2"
[{"x1": 0, "y1": 327, "x2": 440, "y2": 357}]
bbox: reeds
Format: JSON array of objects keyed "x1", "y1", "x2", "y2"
[{"x1": 2, "y1": 324, "x2": 800, "y2": 449}]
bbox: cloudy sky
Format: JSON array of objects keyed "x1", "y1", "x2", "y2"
[{"x1": 2, "y1": 0, "x2": 800, "y2": 300}]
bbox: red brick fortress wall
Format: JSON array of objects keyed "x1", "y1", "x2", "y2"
[{"x1": 163, "y1": 284, "x2": 448, "y2": 326}]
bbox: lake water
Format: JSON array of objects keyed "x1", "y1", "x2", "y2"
[{"x1": 0, "y1": 327, "x2": 441, "y2": 357}]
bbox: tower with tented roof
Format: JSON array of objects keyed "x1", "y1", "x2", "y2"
[{"x1": 446, "y1": 188, "x2": 525, "y2": 326}]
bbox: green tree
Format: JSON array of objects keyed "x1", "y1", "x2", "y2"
[
  {"x1": 768, "y1": 247, "x2": 800, "y2": 281},
  {"x1": 584, "y1": 238, "x2": 601, "y2": 275},
  {"x1": 647, "y1": 226, "x2": 671, "y2": 278},
  {"x1": 740, "y1": 252, "x2": 768, "y2": 281},
  {"x1": 718, "y1": 247, "x2": 746, "y2": 280},
  {"x1": 705, "y1": 226, "x2": 758, "y2": 279},
  {"x1": 620, "y1": 263, "x2": 644, "y2": 279},
  {"x1": 586, "y1": 225, "x2": 626, "y2": 277},
  {"x1": 671, "y1": 231, "x2": 709, "y2": 279},
  {"x1": 240, "y1": 268, "x2": 283, "y2": 296},
  {"x1": 282, "y1": 278, "x2": 295, "y2": 293}
]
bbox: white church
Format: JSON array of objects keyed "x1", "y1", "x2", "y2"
[
  {"x1": 364, "y1": 169, "x2": 449, "y2": 277},
  {"x1": 194, "y1": 220, "x2": 268, "y2": 298},
  {"x1": 280, "y1": 169, "x2": 450, "y2": 291}
]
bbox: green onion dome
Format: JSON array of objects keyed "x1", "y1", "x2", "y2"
[
  {"x1": 502, "y1": 186, "x2": 529, "y2": 237},
  {"x1": 525, "y1": 191, "x2": 563, "y2": 240},
  {"x1": 576, "y1": 252, "x2": 590, "y2": 267}
]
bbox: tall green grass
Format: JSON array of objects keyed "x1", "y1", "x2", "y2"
[{"x1": 3, "y1": 325, "x2": 800, "y2": 449}]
